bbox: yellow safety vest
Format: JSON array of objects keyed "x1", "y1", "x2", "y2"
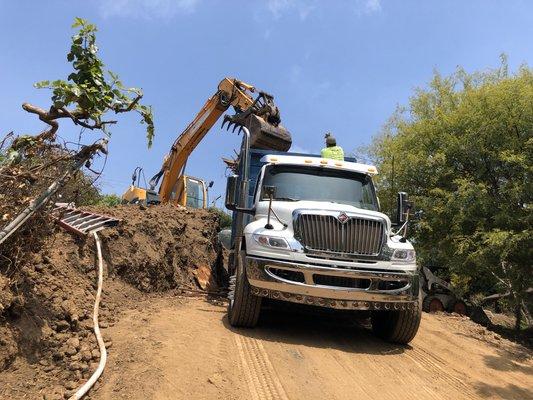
[{"x1": 321, "y1": 146, "x2": 344, "y2": 161}]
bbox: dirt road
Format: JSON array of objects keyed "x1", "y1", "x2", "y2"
[{"x1": 94, "y1": 296, "x2": 532, "y2": 400}]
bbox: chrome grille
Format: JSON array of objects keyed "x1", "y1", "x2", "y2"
[{"x1": 294, "y1": 213, "x2": 385, "y2": 256}]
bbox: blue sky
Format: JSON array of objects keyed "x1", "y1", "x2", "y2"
[{"x1": 1, "y1": 1, "x2": 532, "y2": 205}]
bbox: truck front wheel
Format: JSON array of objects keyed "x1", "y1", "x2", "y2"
[
  {"x1": 371, "y1": 300, "x2": 422, "y2": 344},
  {"x1": 228, "y1": 253, "x2": 262, "y2": 328}
]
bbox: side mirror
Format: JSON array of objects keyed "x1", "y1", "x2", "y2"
[
  {"x1": 225, "y1": 175, "x2": 256, "y2": 215},
  {"x1": 225, "y1": 175, "x2": 238, "y2": 210},
  {"x1": 396, "y1": 192, "x2": 414, "y2": 225}
]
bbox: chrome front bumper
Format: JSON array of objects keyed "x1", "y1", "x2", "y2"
[{"x1": 245, "y1": 256, "x2": 419, "y2": 311}]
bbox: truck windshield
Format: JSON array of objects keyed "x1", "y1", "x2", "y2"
[{"x1": 260, "y1": 165, "x2": 378, "y2": 211}]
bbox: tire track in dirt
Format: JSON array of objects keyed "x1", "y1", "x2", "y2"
[
  {"x1": 405, "y1": 346, "x2": 478, "y2": 399},
  {"x1": 331, "y1": 334, "x2": 443, "y2": 400},
  {"x1": 234, "y1": 334, "x2": 289, "y2": 400}
]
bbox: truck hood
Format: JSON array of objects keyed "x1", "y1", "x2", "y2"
[{"x1": 253, "y1": 200, "x2": 392, "y2": 232}]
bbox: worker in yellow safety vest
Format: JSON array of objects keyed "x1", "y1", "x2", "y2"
[{"x1": 321, "y1": 132, "x2": 344, "y2": 161}]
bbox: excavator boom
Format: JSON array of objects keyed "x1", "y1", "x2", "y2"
[{"x1": 156, "y1": 77, "x2": 291, "y2": 204}]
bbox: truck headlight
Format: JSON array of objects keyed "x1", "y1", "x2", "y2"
[
  {"x1": 253, "y1": 234, "x2": 290, "y2": 250},
  {"x1": 391, "y1": 249, "x2": 416, "y2": 263}
]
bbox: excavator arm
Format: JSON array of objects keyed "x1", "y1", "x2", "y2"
[{"x1": 153, "y1": 77, "x2": 291, "y2": 204}]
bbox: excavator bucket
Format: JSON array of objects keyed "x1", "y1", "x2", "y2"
[{"x1": 246, "y1": 114, "x2": 292, "y2": 152}]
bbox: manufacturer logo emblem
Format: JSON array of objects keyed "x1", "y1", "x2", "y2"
[{"x1": 337, "y1": 212, "x2": 349, "y2": 224}]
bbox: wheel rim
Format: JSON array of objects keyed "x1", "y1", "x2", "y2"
[
  {"x1": 453, "y1": 301, "x2": 467, "y2": 315},
  {"x1": 429, "y1": 298, "x2": 444, "y2": 312}
]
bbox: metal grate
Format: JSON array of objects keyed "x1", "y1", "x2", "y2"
[
  {"x1": 53, "y1": 204, "x2": 120, "y2": 236},
  {"x1": 294, "y1": 213, "x2": 385, "y2": 256}
]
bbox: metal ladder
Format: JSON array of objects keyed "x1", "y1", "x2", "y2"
[{"x1": 53, "y1": 203, "x2": 120, "y2": 236}]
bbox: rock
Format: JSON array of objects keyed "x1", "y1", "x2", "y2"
[
  {"x1": 80, "y1": 362, "x2": 89, "y2": 372},
  {"x1": 44, "y1": 364, "x2": 55, "y2": 372},
  {"x1": 81, "y1": 350, "x2": 92, "y2": 362},
  {"x1": 63, "y1": 390, "x2": 75, "y2": 399},
  {"x1": 91, "y1": 349, "x2": 100, "y2": 359},
  {"x1": 65, "y1": 346, "x2": 77, "y2": 356},
  {"x1": 64, "y1": 380, "x2": 78, "y2": 390},
  {"x1": 43, "y1": 385, "x2": 64, "y2": 399},
  {"x1": 80, "y1": 320, "x2": 93, "y2": 330},
  {"x1": 66, "y1": 337, "x2": 80, "y2": 350},
  {"x1": 52, "y1": 349, "x2": 64, "y2": 361},
  {"x1": 56, "y1": 320, "x2": 70, "y2": 332},
  {"x1": 70, "y1": 361, "x2": 83, "y2": 371}
]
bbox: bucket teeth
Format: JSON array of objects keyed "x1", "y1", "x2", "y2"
[{"x1": 221, "y1": 115, "x2": 237, "y2": 132}]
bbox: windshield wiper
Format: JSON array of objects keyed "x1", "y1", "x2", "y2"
[{"x1": 273, "y1": 197, "x2": 300, "y2": 202}]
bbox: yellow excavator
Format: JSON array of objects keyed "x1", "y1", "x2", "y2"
[{"x1": 121, "y1": 77, "x2": 291, "y2": 207}]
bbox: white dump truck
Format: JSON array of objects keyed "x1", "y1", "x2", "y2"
[{"x1": 224, "y1": 131, "x2": 421, "y2": 344}]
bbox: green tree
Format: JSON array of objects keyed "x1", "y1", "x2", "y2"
[
  {"x1": 95, "y1": 194, "x2": 122, "y2": 207},
  {"x1": 209, "y1": 207, "x2": 233, "y2": 229},
  {"x1": 23, "y1": 17, "x2": 154, "y2": 147},
  {"x1": 369, "y1": 57, "x2": 532, "y2": 329}
]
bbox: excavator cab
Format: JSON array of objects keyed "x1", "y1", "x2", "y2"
[
  {"x1": 122, "y1": 170, "x2": 212, "y2": 209},
  {"x1": 170, "y1": 175, "x2": 212, "y2": 208}
]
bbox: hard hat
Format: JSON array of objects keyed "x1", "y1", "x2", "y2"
[{"x1": 325, "y1": 132, "x2": 336, "y2": 146}]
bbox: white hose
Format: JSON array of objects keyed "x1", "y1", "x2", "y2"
[{"x1": 68, "y1": 231, "x2": 107, "y2": 399}]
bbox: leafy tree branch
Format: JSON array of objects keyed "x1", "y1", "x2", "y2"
[{"x1": 25, "y1": 17, "x2": 154, "y2": 147}]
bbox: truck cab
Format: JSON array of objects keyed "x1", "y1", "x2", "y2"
[{"x1": 224, "y1": 141, "x2": 421, "y2": 344}]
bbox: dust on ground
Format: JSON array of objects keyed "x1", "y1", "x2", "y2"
[
  {"x1": 91, "y1": 296, "x2": 533, "y2": 400},
  {"x1": 1, "y1": 202, "x2": 531, "y2": 400},
  {"x1": 0, "y1": 205, "x2": 224, "y2": 399}
]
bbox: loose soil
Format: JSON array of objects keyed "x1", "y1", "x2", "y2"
[
  {"x1": 1, "y1": 204, "x2": 531, "y2": 400},
  {"x1": 91, "y1": 297, "x2": 533, "y2": 400},
  {"x1": 0, "y1": 205, "x2": 224, "y2": 399}
]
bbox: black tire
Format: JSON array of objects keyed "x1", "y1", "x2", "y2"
[
  {"x1": 450, "y1": 299, "x2": 467, "y2": 315},
  {"x1": 422, "y1": 295, "x2": 444, "y2": 313},
  {"x1": 371, "y1": 300, "x2": 422, "y2": 344},
  {"x1": 228, "y1": 253, "x2": 262, "y2": 328}
]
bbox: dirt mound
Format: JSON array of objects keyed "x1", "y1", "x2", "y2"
[
  {"x1": 85, "y1": 204, "x2": 226, "y2": 292},
  {"x1": 0, "y1": 204, "x2": 225, "y2": 398}
]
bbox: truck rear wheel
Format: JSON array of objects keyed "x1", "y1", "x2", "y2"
[
  {"x1": 228, "y1": 253, "x2": 262, "y2": 328},
  {"x1": 371, "y1": 300, "x2": 422, "y2": 344}
]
